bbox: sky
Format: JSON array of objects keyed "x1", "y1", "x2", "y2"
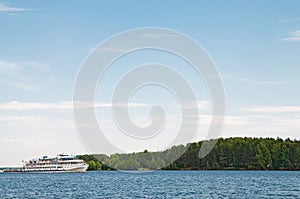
[{"x1": 0, "y1": 1, "x2": 300, "y2": 166}]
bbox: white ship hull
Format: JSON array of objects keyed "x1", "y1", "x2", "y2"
[
  {"x1": 22, "y1": 154, "x2": 89, "y2": 173},
  {"x1": 22, "y1": 164, "x2": 89, "y2": 173}
]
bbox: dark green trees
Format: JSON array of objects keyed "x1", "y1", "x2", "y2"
[{"x1": 79, "y1": 137, "x2": 300, "y2": 171}]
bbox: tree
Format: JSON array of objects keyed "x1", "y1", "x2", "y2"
[
  {"x1": 79, "y1": 137, "x2": 300, "y2": 171},
  {"x1": 88, "y1": 160, "x2": 96, "y2": 170}
]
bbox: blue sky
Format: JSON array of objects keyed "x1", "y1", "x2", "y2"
[{"x1": 0, "y1": 1, "x2": 300, "y2": 166}]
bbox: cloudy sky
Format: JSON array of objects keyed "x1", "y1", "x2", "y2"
[{"x1": 1, "y1": 1, "x2": 300, "y2": 166}]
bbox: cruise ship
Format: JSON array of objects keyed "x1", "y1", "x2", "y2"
[{"x1": 22, "y1": 154, "x2": 88, "y2": 173}]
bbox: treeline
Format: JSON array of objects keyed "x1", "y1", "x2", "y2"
[{"x1": 78, "y1": 137, "x2": 300, "y2": 171}]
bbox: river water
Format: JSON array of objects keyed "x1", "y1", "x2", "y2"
[{"x1": 1, "y1": 171, "x2": 299, "y2": 198}]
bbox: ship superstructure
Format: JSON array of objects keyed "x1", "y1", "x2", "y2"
[{"x1": 22, "y1": 154, "x2": 88, "y2": 172}]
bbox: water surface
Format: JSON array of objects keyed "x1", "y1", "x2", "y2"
[{"x1": 0, "y1": 171, "x2": 299, "y2": 198}]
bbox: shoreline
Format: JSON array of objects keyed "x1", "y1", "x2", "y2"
[{"x1": 1, "y1": 169, "x2": 299, "y2": 173}]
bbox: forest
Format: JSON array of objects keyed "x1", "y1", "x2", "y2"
[{"x1": 78, "y1": 137, "x2": 300, "y2": 171}]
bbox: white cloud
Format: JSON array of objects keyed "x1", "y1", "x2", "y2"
[
  {"x1": 282, "y1": 30, "x2": 300, "y2": 42},
  {"x1": 181, "y1": 100, "x2": 210, "y2": 110},
  {"x1": 1, "y1": 102, "x2": 300, "y2": 166},
  {"x1": 278, "y1": 18, "x2": 300, "y2": 23},
  {"x1": 142, "y1": 33, "x2": 179, "y2": 38},
  {"x1": 220, "y1": 72, "x2": 234, "y2": 80},
  {"x1": 254, "y1": 80, "x2": 278, "y2": 85},
  {"x1": 20, "y1": 61, "x2": 49, "y2": 71},
  {"x1": 0, "y1": 101, "x2": 149, "y2": 111},
  {"x1": 0, "y1": 115, "x2": 43, "y2": 123},
  {"x1": 8, "y1": 82, "x2": 40, "y2": 92},
  {"x1": 239, "y1": 77, "x2": 280, "y2": 85},
  {"x1": 242, "y1": 105, "x2": 300, "y2": 113},
  {"x1": 224, "y1": 115, "x2": 251, "y2": 125},
  {"x1": 185, "y1": 114, "x2": 248, "y2": 126},
  {"x1": 0, "y1": 101, "x2": 72, "y2": 111},
  {"x1": 97, "y1": 47, "x2": 125, "y2": 53},
  {"x1": 0, "y1": 3, "x2": 32, "y2": 13},
  {"x1": 0, "y1": 114, "x2": 73, "y2": 129},
  {"x1": 0, "y1": 60, "x2": 20, "y2": 73},
  {"x1": 0, "y1": 139, "x2": 25, "y2": 144},
  {"x1": 0, "y1": 59, "x2": 53, "y2": 92},
  {"x1": 222, "y1": 72, "x2": 281, "y2": 86},
  {"x1": 0, "y1": 59, "x2": 48, "y2": 73}
]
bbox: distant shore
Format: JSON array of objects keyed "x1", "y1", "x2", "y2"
[
  {"x1": 79, "y1": 137, "x2": 300, "y2": 171},
  {"x1": 0, "y1": 168, "x2": 22, "y2": 172},
  {"x1": 2, "y1": 137, "x2": 299, "y2": 172}
]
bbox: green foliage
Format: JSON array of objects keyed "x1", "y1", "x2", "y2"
[{"x1": 78, "y1": 137, "x2": 300, "y2": 171}]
